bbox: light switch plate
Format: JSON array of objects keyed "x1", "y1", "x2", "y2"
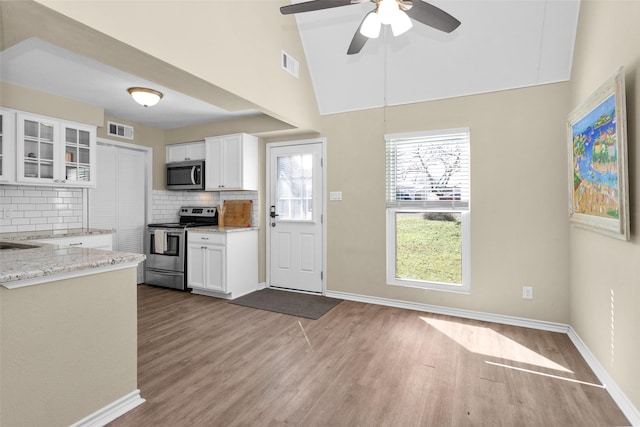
[{"x1": 329, "y1": 191, "x2": 342, "y2": 201}]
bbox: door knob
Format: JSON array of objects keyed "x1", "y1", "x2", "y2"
[{"x1": 270, "y1": 205, "x2": 279, "y2": 219}]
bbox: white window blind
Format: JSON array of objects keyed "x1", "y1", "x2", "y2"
[{"x1": 386, "y1": 128, "x2": 470, "y2": 209}]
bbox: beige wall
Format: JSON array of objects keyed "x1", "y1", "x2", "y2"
[
  {"x1": 35, "y1": 0, "x2": 321, "y2": 133},
  {"x1": 569, "y1": 0, "x2": 640, "y2": 411},
  {"x1": 321, "y1": 82, "x2": 571, "y2": 323},
  {"x1": 0, "y1": 82, "x2": 103, "y2": 126},
  {"x1": 0, "y1": 268, "x2": 138, "y2": 427}
]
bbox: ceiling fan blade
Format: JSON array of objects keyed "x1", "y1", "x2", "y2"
[
  {"x1": 405, "y1": 0, "x2": 461, "y2": 33},
  {"x1": 280, "y1": 0, "x2": 355, "y2": 15},
  {"x1": 347, "y1": 13, "x2": 370, "y2": 55}
]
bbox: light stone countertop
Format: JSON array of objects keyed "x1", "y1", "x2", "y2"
[
  {"x1": 0, "y1": 227, "x2": 114, "y2": 241},
  {"x1": 0, "y1": 228, "x2": 144, "y2": 288}
]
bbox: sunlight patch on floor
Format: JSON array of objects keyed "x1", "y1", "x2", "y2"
[
  {"x1": 420, "y1": 316, "x2": 573, "y2": 373},
  {"x1": 485, "y1": 361, "x2": 605, "y2": 388}
]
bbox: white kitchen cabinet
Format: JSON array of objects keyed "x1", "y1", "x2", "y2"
[
  {"x1": 187, "y1": 230, "x2": 258, "y2": 299},
  {"x1": 166, "y1": 141, "x2": 205, "y2": 163},
  {"x1": 31, "y1": 233, "x2": 113, "y2": 250},
  {"x1": 16, "y1": 112, "x2": 97, "y2": 187},
  {"x1": 205, "y1": 133, "x2": 258, "y2": 191},
  {"x1": 0, "y1": 108, "x2": 15, "y2": 183}
]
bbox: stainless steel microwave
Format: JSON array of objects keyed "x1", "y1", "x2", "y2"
[{"x1": 166, "y1": 160, "x2": 205, "y2": 190}]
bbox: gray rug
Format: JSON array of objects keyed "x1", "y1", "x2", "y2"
[{"x1": 229, "y1": 288, "x2": 342, "y2": 319}]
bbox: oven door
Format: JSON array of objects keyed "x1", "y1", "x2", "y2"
[{"x1": 146, "y1": 228, "x2": 185, "y2": 272}]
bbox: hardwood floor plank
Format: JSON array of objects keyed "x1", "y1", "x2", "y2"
[{"x1": 107, "y1": 285, "x2": 629, "y2": 427}]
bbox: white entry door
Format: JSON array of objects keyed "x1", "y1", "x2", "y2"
[{"x1": 268, "y1": 142, "x2": 324, "y2": 293}]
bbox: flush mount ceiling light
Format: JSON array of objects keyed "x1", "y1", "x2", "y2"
[{"x1": 127, "y1": 87, "x2": 163, "y2": 107}]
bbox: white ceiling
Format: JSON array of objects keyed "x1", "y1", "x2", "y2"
[
  {"x1": 293, "y1": 0, "x2": 580, "y2": 114},
  {"x1": 0, "y1": 1, "x2": 581, "y2": 129},
  {"x1": 0, "y1": 38, "x2": 262, "y2": 129}
]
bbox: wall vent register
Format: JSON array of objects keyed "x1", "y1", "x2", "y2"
[{"x1": 107, "y1": 121, "x2": 134, "y2": 140}]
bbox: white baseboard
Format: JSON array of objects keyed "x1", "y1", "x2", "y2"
[
  {"x1": 325, "y1": 290, "x2": 639, "y2": 425},
  {"x1": 325, "y1": 290, "x2": 569, "y2": 333},
  {"x1": 567, "y1": 327, "x2": 640, "y2": 426},
  {"x1": 70, "y1": 389, "x2": 145, "y2": 427}
]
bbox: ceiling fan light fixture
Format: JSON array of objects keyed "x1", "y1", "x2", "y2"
[
  {"x1": 378, "y1": 0, "x2": 398, "y2": 25},
  {"x1": 391, "y1": 10, "x2": 413, "y2": 36},
  {"x1": 127, "y1": 87, "x2": 163, "y2": 107},
  {"x1": 360, "y1": 11, "x2": 382, "y2": 38}
]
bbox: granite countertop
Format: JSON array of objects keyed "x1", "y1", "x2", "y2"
[
  {"x1": 0, "y1": 227, "x2": 114, "y2": 241},
  {"x1": 0, "y1": 228, "x2": 144, "y2": 288},
  {"x1": 188, "y1": 226, "x2": 259, "y2": 233}
]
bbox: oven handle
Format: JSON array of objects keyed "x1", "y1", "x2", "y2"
[{"x1": 148, "y1": 229, "x2": 184, "y2": 237}]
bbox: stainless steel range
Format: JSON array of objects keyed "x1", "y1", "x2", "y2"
[{"x1": 145, "y1": 206, "x2": 218, "y2": 290}]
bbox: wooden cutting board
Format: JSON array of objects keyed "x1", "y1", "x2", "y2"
[{"x1": 220, "y1": 200, "x2": 252, "y2": 227}]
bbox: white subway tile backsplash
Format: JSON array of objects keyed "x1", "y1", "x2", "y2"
[
  {"x1": 151, "y1": 190, "x2": 259, "y2": 226},
  {"x1": 1, "y1": 185, "x2": 261, "y2": 235},
  {"x1": 0, "y1": 185, "x2": 84, "y2": 234}
]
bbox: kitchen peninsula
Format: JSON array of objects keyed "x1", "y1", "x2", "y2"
[{"x1": 0, "y1": 230, "x2": 146, "y2": 427}]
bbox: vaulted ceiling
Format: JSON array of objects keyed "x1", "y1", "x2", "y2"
[
  {"x1": 292, "y1": 0, "x2": 581, "y2": 114},
  {"x1": 0, "y1": 0, "x2": 581, "y2": 130}
]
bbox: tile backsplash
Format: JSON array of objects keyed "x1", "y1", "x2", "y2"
[
  {"x1": 0, "y1": 185, "x2": 84, "y2": 233},
  {"x1": 0, "y1": 185, "x2": 260, "y2": 234},
  {"x1": 152, "y1": 190, "x2": 259, "y2": 226}
]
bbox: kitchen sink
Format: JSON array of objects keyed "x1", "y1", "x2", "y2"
[{"x1": 0, "y1": 241, "x2": 40, "y2": 250}]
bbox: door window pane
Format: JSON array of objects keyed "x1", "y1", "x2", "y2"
[{"x1": 277, "y1": 154, "x2": 313, "y2": 220}]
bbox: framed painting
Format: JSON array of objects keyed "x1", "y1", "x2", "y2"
[{"x1": 568, "y1": 66, "x2": 629, "y2": 240}]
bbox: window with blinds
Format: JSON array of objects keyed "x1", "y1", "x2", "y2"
[
  {"x1": 386, "y1": 128, "x2": 470, "y2": 210},
  {"x1": 385, "y1": 128, "x2": 471, "y2": 292}
]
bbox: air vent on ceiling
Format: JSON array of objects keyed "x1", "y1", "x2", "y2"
[
  {"x1": 282, "y1": 51, "x2": 299, "y2": 79},
  {"x1": 107, "y1": 121, "x2": 134, "y2": 140}
]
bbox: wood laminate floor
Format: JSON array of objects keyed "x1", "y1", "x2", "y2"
[{"x1": 108, "y1": 285, "x2": 629, "y2": 427}]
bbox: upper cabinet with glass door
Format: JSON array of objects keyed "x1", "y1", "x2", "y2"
[
  {"x1": 0, "y1": 108, "x2": 16, "y2": 183},
  {"x1": 16, "y1": 112, "x2": 96, "y2": 187},
  {"x1": 63, "y1": 122, "x2": 96, "y2": 186}
]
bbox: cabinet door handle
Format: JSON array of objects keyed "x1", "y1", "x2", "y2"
[
  {"x1": 201, "y1": 237, "x2": 209, "y2": 240},
  {"x1": 69, "y1": 242, "x2": 83, "y2": 246}
]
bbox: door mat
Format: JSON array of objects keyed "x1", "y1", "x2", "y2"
[{"x1": 229, "y1": 288, "x2": 342, "y2": 319}]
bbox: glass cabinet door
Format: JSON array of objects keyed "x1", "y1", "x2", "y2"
[
  {"x1": 22, "y1": 117, "x2": 56, "y2": 181},
  {"x1": 0, "y1": 109, "x2": 15, "y2": 182},
  {"x1": 0, "y1": 111, "x2": 4, "y2": 178},
  {"x1": 16, "y1": 112, "x2": 96, "y2": 187},
  {"x1": 64, "y1": 125, "x2": 92, "y2": 183}
]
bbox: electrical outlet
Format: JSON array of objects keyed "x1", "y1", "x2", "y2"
[
  {"x1": 522, "y1": 286, "x2": 533, "y2": 300},
  {"x1": 1, "y1": 208, "x2": 10, "y2": 219}
]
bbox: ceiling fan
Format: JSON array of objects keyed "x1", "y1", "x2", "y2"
[{"x1": 280, "y1": 0, "x2": 461, "y2": 55}]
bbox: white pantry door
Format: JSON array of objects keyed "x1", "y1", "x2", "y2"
[
  {"x1": 268, "y1": 142, "x2": 323, "y2": 293},
  {"x1": 89, "y1": 142, "x2": 147, "y2": 283}
]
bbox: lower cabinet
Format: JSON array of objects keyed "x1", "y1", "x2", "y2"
[
  {"x1": 31, "y1": 233, "x2": 113, "y2": 250},
  {"x1": 187, "y1": 229, "x2": 258, "y2": 299}
]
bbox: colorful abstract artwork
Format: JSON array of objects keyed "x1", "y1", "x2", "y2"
[{"x1": 567, "y1": 67, "x2": 629, "y2": 240}]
